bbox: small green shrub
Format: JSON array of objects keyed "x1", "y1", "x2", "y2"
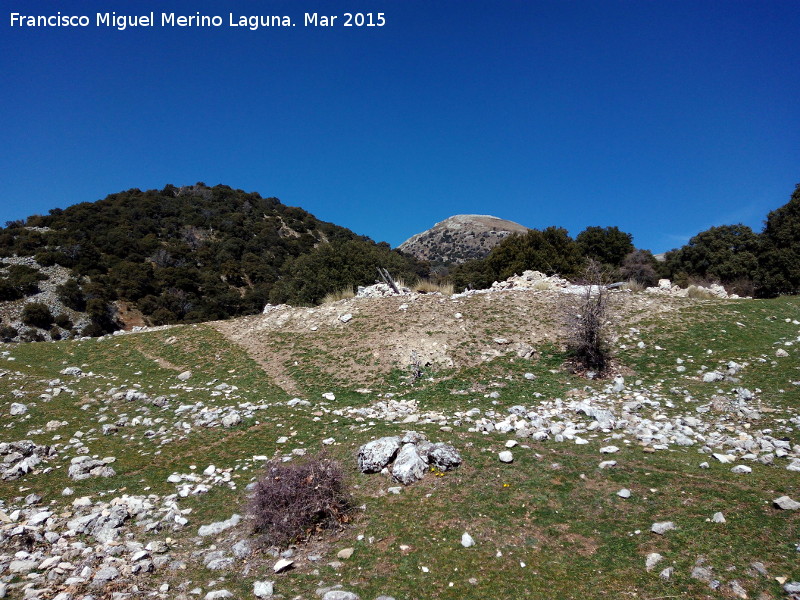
[
  {"x1": 6, "y1": 265, "x2": 46, "y2": 296},
  {"x1": 21, "y1": 302, "x2": 54, "y2": 328},
  {"x1": 0, "y1": 324, "x2": 18, "y2": 342},
  {"x1": 56, "y1": 279, "x2": 86, "y2": 311},
  {"x1": 54, "y1": 313, "x2": 73, "y2": 329},
  {"x1": 248, "y1": 454, "x2": 351, "y2": 548},
  {"x1": 19, "y1": 327, "x2": 45, "y2": 342}
]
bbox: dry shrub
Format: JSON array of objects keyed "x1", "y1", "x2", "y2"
[
  {"x1": 248, "y1": 454, "x2": 351, "y2": 548},
  {"x1": 686, "y1": 285, "x2": 717, "y2": 300},
  {"x1": 622, "y1": 279, "x2": 645, "y2": 292},
  {"x1": 725, "y1": 277, "x2": 755, "y2": 297},
  {"x1": 413, "y1": 278, "x2": 454, "y2": 295},
  {"x1": 530, "y1": 279, "x2": 554, "y2": 291},
  {"x1": 566, "y1": 262, "x2": 611, "y2": 375},
  {"x1": 322, "y1": 287, "x2": 355, "y2": 304}
]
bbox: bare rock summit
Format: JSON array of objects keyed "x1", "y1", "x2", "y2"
[{"x1": 398, "y1": 214, "x2": 528, "y2": 266}]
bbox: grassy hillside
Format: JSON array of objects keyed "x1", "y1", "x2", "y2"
[{"x1": 1, "y1": 291, "x2": 799, "y2": 599}]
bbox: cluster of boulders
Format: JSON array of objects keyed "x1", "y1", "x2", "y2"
[
  {"x1": 458, "y1": 374, "x2": 800, "y2": 473},
  {"x1": 0, "y1": 440, "x2": 55, "y2": 481},
  {"x1": 339, "y1": 398, "x2": 449, "y2": 425},
  {"x1": 358, "y1": 431, "x2": 461, "y2": 485},
  {"x1": 355, "y1": 283, "x2": 412, "y2": 298},
  {"x1": 646, "y1": 279, "x2": 739, "y2": 299},
  {"x1": 67, "y1": 456, "x2": 117, "y2": 480},
  {"x1": 0, "y1": 492, "x2": 186, "y2": 599},
  {"x1": 451, "y1": 271, "x2": 747, "y2": 300},
  {"x1": 489, "y1": 270, "x2": 570, "y2": 291}
]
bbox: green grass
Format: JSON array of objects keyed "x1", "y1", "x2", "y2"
[{"x1": 1, "y1": 296, "x2": 799, "y2": 599}]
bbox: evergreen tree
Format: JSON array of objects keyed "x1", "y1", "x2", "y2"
[
  {"x1": 665, "y1": 224, "x2": 759, "y2": 285},
  {"x1": 576, "y1": 226, "x2": 634, "y2": 267},
  {"x1": 757, "y1": 183, "x2": 800, "y2": 296}
]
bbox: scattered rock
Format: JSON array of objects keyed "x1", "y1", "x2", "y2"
[
  {"x1": 254, "y1": 580, "x2": 274, "y2": 598},
  {"x1": 498, "y1": 450, "x2": 514, "y2": 463},
  {"x1": 221, "y1": 411, "x2": 241, "y2": 427},
  {"x1": 774, "y1": 496, "x2": 800, "y2": 510},
  {"x1": 392, "y1": 444, "x2": 427, "y2": 485},
  {"x1": 321, "y1": 592, "x2": 361, "y2": 600},
  {"x1": 273, "y1": 558, "x2": 294, "y2": 573},
  {"x1": 645, "y1": 553, "x2": 663, "y2": 571},
  {"x1": 426, "y1": 442, "x2": 462, "y2": 471},
  {"x1": 785, "y1": 581, "x2": 800, "y2": 594},
  {"x1": 67, "y1": 456, "x2": 116, "y2": 480},
  {"x1": 198, "y1": 513, "x2": 241, "y2": 537},
  {"x1": 461, "y1": 532, "x2": 476, "y2": 547},
  {"x1": 9, "y1": 402, "x2": 27, "y2": 416},
  {"x1": 651, "y1": 521, "x2": 676, "y2": 535}
]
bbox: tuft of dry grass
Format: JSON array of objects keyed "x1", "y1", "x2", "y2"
[
  {"x1": 621, "y1": 279, "x2": 645, "y2": 292},
  {"x1": 530, "y1": 279, "x2": 554, "y2": 291},
  {"x1": 412, "y1": 279, "x2": 455, "y2": 295},
  {"x1": 322, "y1": 287, "x2": 355, "y2": 304},
  {"x1": 686, "y1": 285, "x2": 717, "y2": 300}
]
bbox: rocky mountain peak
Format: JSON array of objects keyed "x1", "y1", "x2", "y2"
[{"x1": 398, "y1": 214, "x2": 528, "y2": 266}]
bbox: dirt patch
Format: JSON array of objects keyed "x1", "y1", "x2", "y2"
[
  {"x1": 212, "y1": 290, "x2": 707, "y2": 392},
  {"x1": 114, "y1": 300, "x2": 148, "y2": 330}
]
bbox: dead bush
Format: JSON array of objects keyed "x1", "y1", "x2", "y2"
[
  {"x1": 566, "y1": 262, "x2": 611, "y2": 376},
  {"x1": 248, "y1": 454, "x2": 351, "y2": 548}
]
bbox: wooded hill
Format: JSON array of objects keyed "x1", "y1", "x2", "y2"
[{"x1": 0, "y1": 184, "x2": 427, "y2": 334}]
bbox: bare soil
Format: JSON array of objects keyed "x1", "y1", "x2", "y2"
[{"x1": 213, "y1": 289, "x2": 698, "y2": 392}]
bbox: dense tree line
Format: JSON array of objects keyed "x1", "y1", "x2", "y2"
[
  {"x1": 1, "y1": 182, "x2": 798, "y2": 338},
  {"x1": 0, "y1": 183, "x2": 427, "y2": 332},
  {"x1": 450, "y1": 183, "x2": 800, "y2": 297},
  {"x1": 663, "y1": 184, "x2": 800, "y2": 297},
  {"x1": 450, "y1": 225, "x2": 653, "y2": 291}
]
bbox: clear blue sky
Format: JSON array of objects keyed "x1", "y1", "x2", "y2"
[{"x1": 1, "y1": 0, "x2": 798, "y2": 253}]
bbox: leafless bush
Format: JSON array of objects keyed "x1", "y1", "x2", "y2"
[
  {"x1": 248, "y1": 454, "x2": 352, "y2": 548},
  {"x1": 408, "y1": 350, "x2": 425, "y2": 382},
  {"x1": 566, "y1": 262, "x2": 611, "y2": 375},
  {"x1": 725, "y1": 277, "x2": 755, "y2": 297}
]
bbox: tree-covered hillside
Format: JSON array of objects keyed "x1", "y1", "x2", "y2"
[{"x1": 0, "y1": 183, "x2": 427, "y2": 333}]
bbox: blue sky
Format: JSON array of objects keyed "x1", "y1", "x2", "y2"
[{"x1": 1, "y1": 0, "x2": 798, "y2": 253}]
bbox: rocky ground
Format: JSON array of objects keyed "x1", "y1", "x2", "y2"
[{"x1": 0, "y1": 278, "x2": 799, "y2": 599}]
